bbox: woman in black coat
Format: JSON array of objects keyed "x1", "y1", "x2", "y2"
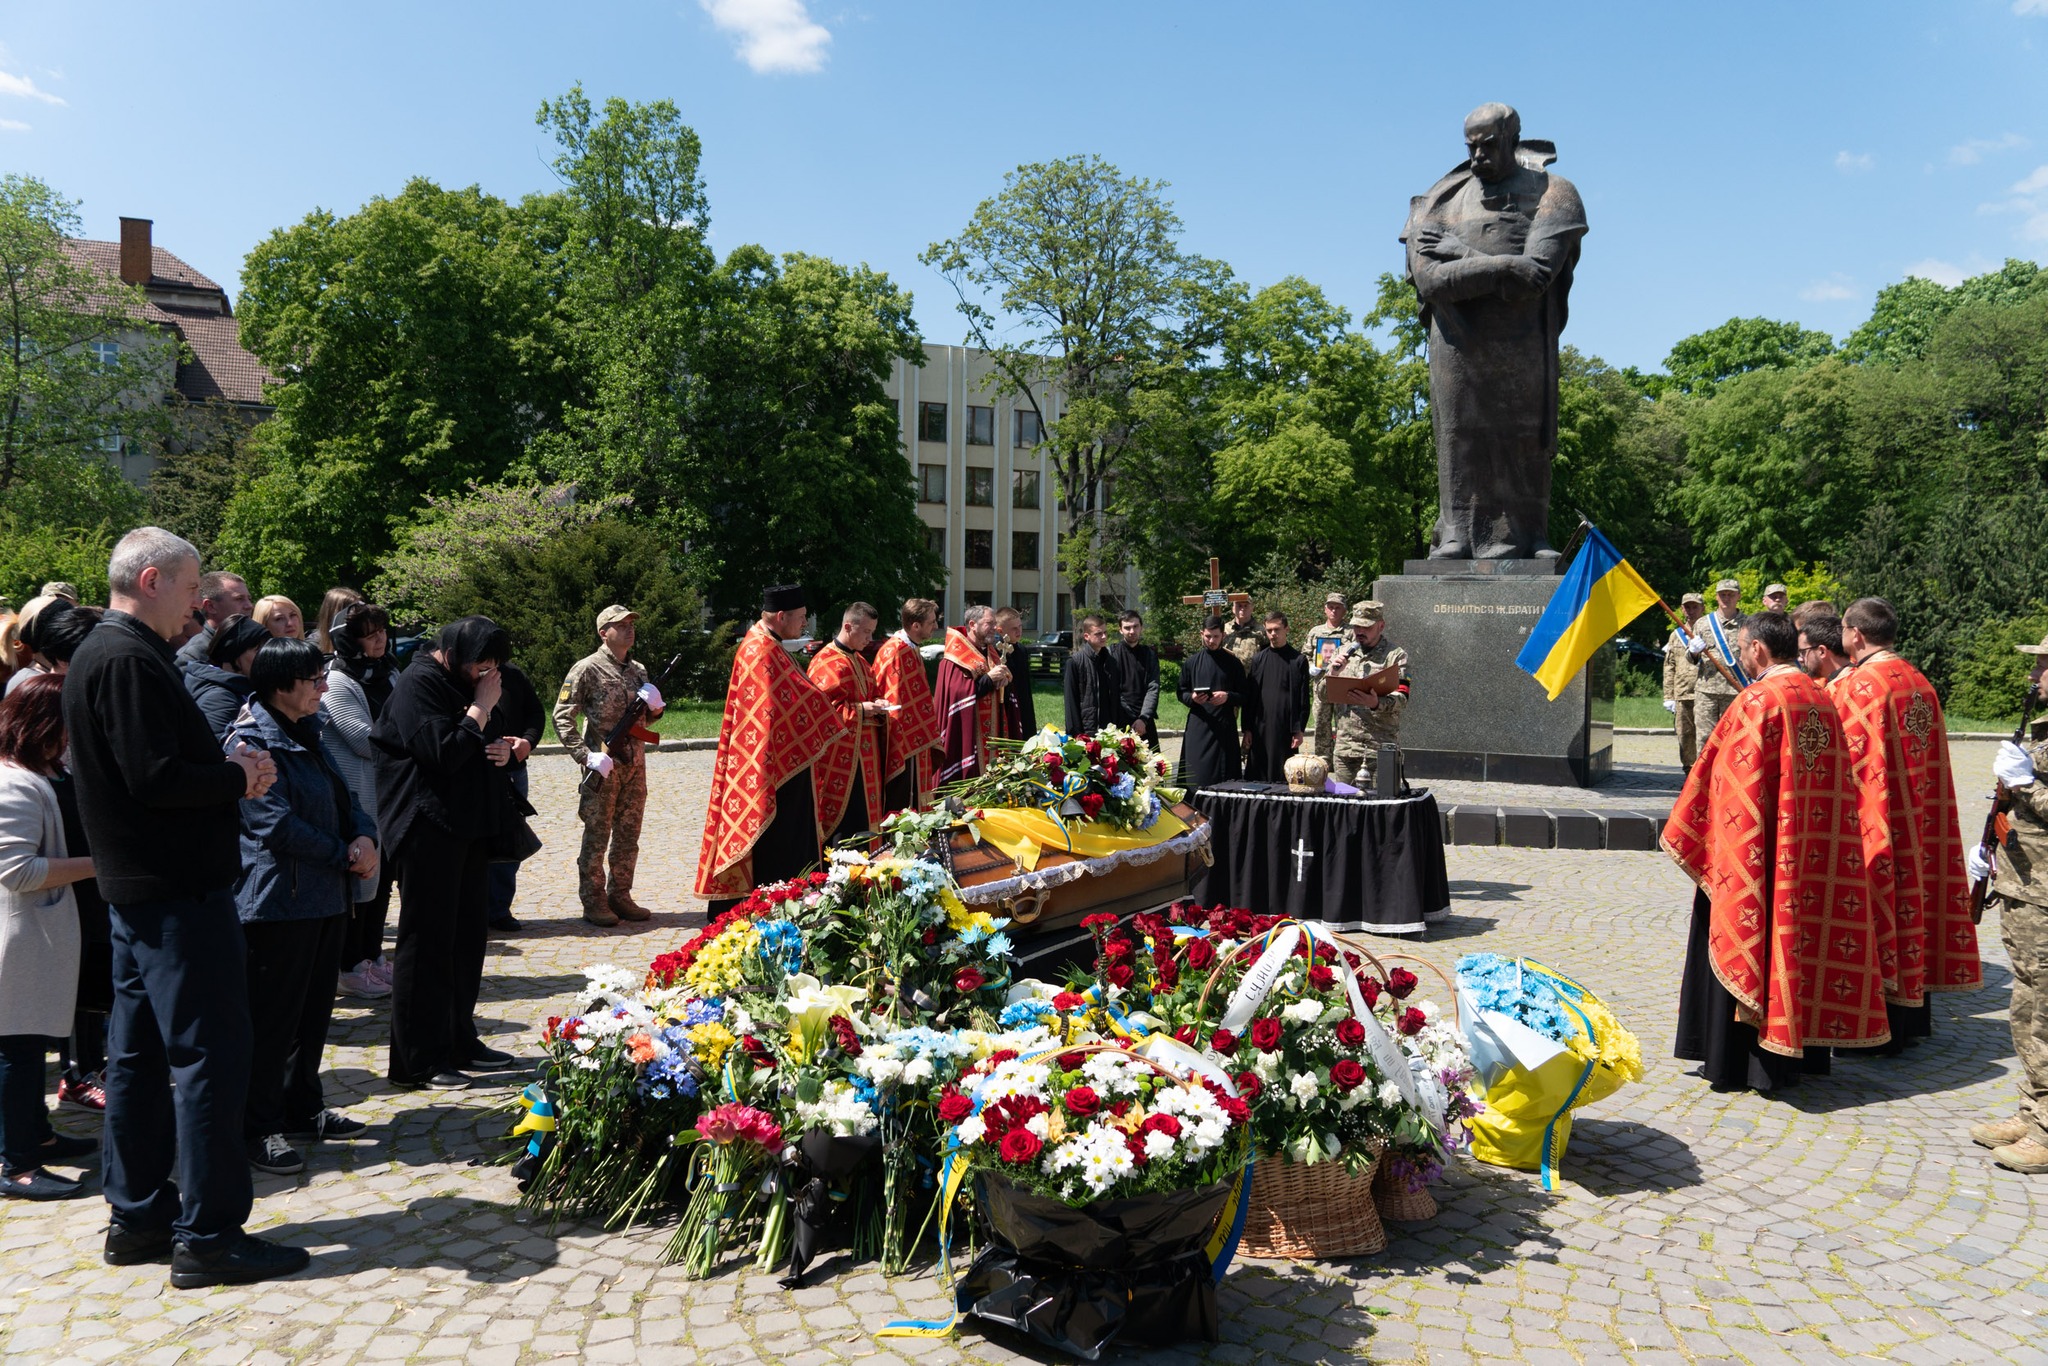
[
  {"x1": 184, "y1": 615, "x2": 269, "y2": 742},
  {"x1": 370, "y1": 617, "x2": 514, "y2": 1088}
]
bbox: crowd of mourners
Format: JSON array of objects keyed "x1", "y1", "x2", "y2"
[{"x1": 0, "y1": 528, "x2": 541, "y2": 1288}]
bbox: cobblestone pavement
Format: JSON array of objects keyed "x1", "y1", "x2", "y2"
[{"x1": 4, "y1": 745, "x2": 2045, "y2": 1365}]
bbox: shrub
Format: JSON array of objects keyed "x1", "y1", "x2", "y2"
[
  {"x1": 0, "y1": 515, "x2": 114, "y2": 606},
  {"x1": 1946, "y1": 605, "x2": 2048, "y2": 724},
  {"x1": 403, "y1": 516, "x2": 733, "y2": 703}
]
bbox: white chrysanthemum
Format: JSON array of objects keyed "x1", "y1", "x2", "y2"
[
  {"x1": 1377, "y1": 1080, "x2": 1405, "y2": 1109},
  {"x1": 1288, "y1": 1070, "x2": 1322, "y2": 1107},
  {"x1": 1253, "y1": 1051, "x2": 1282, "y2": 1081},
  {"x1": 1284, "y1": 998, "x2": 1323, "y2": 1025},
  {"x1": 903, "y1": 1057, "x2": 935, "y2": 1085},
  {"x1": 583, "y1": 963, "x2": 638, "y2": 998},
  {"x1": 956, "y1": 1116, "x2": 987, "y2": 1146},
  {"x1": 1143, "y1": 1129, "x2": 1176, "y2": 1161},
  {"x1": 1026, "y1": 1111, "x2": 1050, "y2": 1139}
]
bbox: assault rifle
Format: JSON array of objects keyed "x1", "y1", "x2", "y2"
[
  {"x1": 579, "y1": 652, "x2": 685, "y2": 795},
  {"x1": 1969, "y1": 682, "x2": 2039, "y2": 923}
]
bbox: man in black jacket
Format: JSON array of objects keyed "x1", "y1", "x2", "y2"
[
  {"x1": 485, "y1": 661, "x2": 544, "y2": 932},
  {"x1": 62, "y1": 527, "x2": 307, "y2": 1289},
  {"x1": 1062, "y1": 613, "x2": 1127, "y2": 736},
  {"x1": 1107, "y1": 610, "x2": 1161, "y2": 742}
]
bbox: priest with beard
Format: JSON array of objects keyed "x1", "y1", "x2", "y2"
[
  {"x1": 808, "y1": 602, "x2": 890, "y2": 847},
  {"x1": 1664, "y1": 610, "x2": 1891, "y2": 1093},
  {"x1": 1828, "y1": 596, "x2": 1979, "y2": 1051},
  {"x1": 873, "y1": 598, "x2": 942, "y2": 815},
  {"x1": 1176, "y1": 614, "x2": 1248, "y2": 796},
  {"x1": 1243, "y1": 610, "x2": 1310, "y2": 782},
  {"x1": 695, "y1": 585, "x2": 844, "y2": 916},
  {"x1": 934, "y1": 605, "x2": 1011, "y2": 784}
]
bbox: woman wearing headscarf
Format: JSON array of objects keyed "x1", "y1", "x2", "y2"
[
  {"x1": 184, "y1": 614, "x2": 270, "y2": 742},
  {"x1": 370, "y1": 617, "x2": 514, "y2": 1089},
  {"x1": 321, "y1": 603, "x2": 398, "y2": 997}
]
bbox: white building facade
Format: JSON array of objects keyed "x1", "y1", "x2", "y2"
[{"x1": 884, "y1": 344, "x2": 1137, "y2": 634}]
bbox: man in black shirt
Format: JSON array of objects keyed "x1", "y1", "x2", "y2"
[
  {"x1": 63, "y1": 527, "x2": 308, "y2": 1288},
  {"x1": 1107, "y1": 610, "x2": 1161, "y2": 742},
  {"x1": 1062, "y1": 613, "x2": 1127, "y2": 736}
]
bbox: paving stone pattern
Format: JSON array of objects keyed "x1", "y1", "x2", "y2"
[{"x1": 3, "y1": 742, "x2": 2044, "y2": 1364}]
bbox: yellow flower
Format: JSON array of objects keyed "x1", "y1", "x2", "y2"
[{"x1": 688, "y1": 1020, "x2": 737, "y2": 1071}]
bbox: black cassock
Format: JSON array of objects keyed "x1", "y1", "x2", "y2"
[
  {"x1": 1177, "y1": 647, "x2": 1247, "y2": 794},
  {"x1": 1243, "y1": 644, "x2": 1309, "y2": 782}
]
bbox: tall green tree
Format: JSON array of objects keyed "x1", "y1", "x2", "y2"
[
  {"x1": 922, "y1": 156, "x2": 1228, "y2": 606},
  {"x1": 0, "y1": 175, "x2": 154, "y2": 530},
  {"x1": 1661, "y1": 316, "x2": 1835, "y2": 396},
  {"x1": 221, "y1": 179, "x2": 573, "y2": 601}
]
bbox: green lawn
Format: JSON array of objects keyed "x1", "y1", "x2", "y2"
[{"x1": 1616, "y1": 694, "x2": 2016, "y2": 734}]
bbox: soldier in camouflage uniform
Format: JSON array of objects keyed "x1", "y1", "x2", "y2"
[
  {"x1": 1969, "y1": 631, "x2": 2048, "y2": 1174},
  {"x1": 1223, "y1": 597, "x2": 1265, "y2": 669},
  {"x1": 1329, "y1": 600, "x2": 1409, "y2": 787},
  {"x1": 554, "y1": 604, "x2": 666, "y2": 927},
  {"x1": 1303, "y1": 592, "x2": 1349, "y2": 761}
]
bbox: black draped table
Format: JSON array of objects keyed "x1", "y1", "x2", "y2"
[{"x1": 1189, "y1": 782, "x2": 1451, "y2": 936}]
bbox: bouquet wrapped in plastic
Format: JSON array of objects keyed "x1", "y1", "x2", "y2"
[{"x1": 1453, "y1": 954, "x2": 1642, "y2": 1189}]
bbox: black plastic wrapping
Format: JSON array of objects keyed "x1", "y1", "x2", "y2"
[
  {"x1": 954, "y1": 1173, "x2": 1229, "y2": 1360},
  {"x1": 781, "y1": 1130, "x2": 882, "y2": 1289}
]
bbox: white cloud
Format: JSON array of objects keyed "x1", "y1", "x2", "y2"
[
  {"x1": 1799, "y1": 276, "x2": 1859, "y2": 302},
  {"x1": 1905, "y1": 258, "x2": 1969, "y2": 287},
  {"x1": 0, "y1": 118, "x2": 27, "y2": 133},
  {"x1": 1835, "y1": 150, "x2": 1874, "y2": 173},
  {"x1": 2014, "y1": 164, "x2": 2048, "y2": 195},
  {"x1": 0, "y1": 70, "x2": 63, "y2": 105},
  {"x1": 2015, "y1": 0, "x2": 2048, "y2": 14},
  {"x1": 1949, "y1": 132, "x2": 2029, "y2": 166},
  {"x1": 1982, "y1": 164, "x2": 2048, "y2": 240},
  {"x1": 699, "y1": 0, "x2": 831, "y2": 74}
]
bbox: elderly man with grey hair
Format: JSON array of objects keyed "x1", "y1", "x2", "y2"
[{"x1": 62, "y1": 528, "x2": 307, "y2": 1289}]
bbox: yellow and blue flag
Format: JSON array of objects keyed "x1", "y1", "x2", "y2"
[{"x1": 1515, "y1": 525, "x2": 1662, "y2": 701}]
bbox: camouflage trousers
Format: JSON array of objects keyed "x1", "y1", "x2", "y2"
[
  {"x1": 2001, "y1": 896, "x2": 2048, "y2": 1145},
  {"x1": 1674, "y1": 700, "x2": 1698, "y2": 771},
  {"x1": 577, "y1": 757, "x2": 647, "y2": 914},
  {"x1": 1695, "y1": 689, "x2": 1736, "y2": 745}
]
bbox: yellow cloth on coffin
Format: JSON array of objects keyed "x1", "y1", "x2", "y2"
[{"x1": 971, "y1": 806, "x2": 1188, "y2": 872}]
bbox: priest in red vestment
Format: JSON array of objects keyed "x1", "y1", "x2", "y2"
[
  {"x1": 809, "y1": 602, "x2": 890, "y2": 845},
  {"x1": 695, "y1": 585, "x2": 845, "y2": 913},
  {"x1": 874, "y1": 597, "x2": 942, "y2": 814},
  {"x1": 933, "y1": 605, "x2": 1011, "y2": 785},
  {"x1": 1664, "y1": 609, "x2": 1891, "y2": 1092},
  {"x1": 1829, "y1": 596, "x2": 1980, "y2": 1048}
]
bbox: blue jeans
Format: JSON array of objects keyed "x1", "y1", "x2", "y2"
[
  {"x1": 0, "y1": 1034, "x2": 58, "y2": 1172},
  {"x1": 486, "y1": 764, "x2": 528, "y2": 923},
  {"x1": 103, "y1": 891, "x2": 253, "y2": 1251}
]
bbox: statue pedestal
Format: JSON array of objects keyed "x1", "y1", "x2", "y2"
[{"x1": 1374, "y1": 564, "x2": 1612, "y2": 787}]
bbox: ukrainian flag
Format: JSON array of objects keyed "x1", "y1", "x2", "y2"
[{"x1": 1515, "y1": 525, "x2": 1662, "y2": 701}]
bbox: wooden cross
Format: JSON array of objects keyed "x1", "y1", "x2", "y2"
[{"x1": 1181, "y1": 557, "x2": 1251, "y2": 613}]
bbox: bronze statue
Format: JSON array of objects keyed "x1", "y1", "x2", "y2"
[{"x1": 1402, "y1": 103, "x2": 1587, "y2": 561}]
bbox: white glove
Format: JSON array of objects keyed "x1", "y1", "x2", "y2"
[
  {"x1": 638, "y1": 683, "x2": 663, "y2": 710},
  {"x1": 1966, "y1": 844, "x2": 1992, "y2": 885},
  {"x1": 1663, "y1": 699, "x2": 1677, "y2": 714},
  {"x1": 585, "y1": 753, "x2": 615, "y2": 777},
  {"x1": 1685, "y1": 633, "x2": 1707, "y2": 657},
  {"x1": 1995, "y1": 740, "x2": 2036, "y2": 787}
]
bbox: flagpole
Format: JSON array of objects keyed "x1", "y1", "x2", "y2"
[{"x1": 1573, "y1": 513, "x2": 1742, "y2": 692}]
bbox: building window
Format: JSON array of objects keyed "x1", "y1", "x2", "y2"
[
  {"x1": 965, "y1": 467, "x2": 995, "y2": 507},
  {"x1": 1012, "y1": 468, "x2": 1040, "y2": 510},
  {"x1": 1055, "y1": 593, "x2": 1073, "y2": 632},
  {"x1": 1011, "y1": 593, "x2": 1039, "y2": 633},
  {"x1": 97, "y1": 431, "x2": 124, "y2": 453},
  {"x1": 90, "y1": 340, "x2": 121, "y2": 371},
  {"x1": 924, "y1": 525, "x2": 947, "y2": 563},
  {"x1": 918, "y1": 401, "x2": 947, "y2": 443},
  {"x1": 965, "y1": 405, "x2": 994, "y2": 446},
  {"x1": 1014, "y1": 408, "x2": 1044, "y2": 447},
  {"x1": 918, "y1": 464, "x2": 947, "y2": 503},
  {"x1": 1012, "y1": 531, "x2": 1039, "y2": 571},
  {"x1": 964, "y1": 590, "x2": 993, "y2": 609},
  {"x1": 964, "y1": 530, "x2": 993, "y2": 569}
]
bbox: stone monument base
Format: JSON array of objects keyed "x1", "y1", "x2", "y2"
[{"x1": 1374, "y1": 563, "x2": 1612, "y2": 787}]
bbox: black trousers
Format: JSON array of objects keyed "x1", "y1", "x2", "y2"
[
  {"x1": 389, "y1": 829, "x2": 489, "y2": 1083},
  {"x1": 0, "y1": 1034, "x2": 57, "y2": 1171},
  {"x1": 242, "y1": 914, "x2": 344, "y2": 1138},
  {"x1": 104, "y1": 890, "x2": 253, "y2": 1253},
  {"x1": 340, "y1": 866, "x2": 394, "y2": 969},
  {"x1": 708, "y1": 770, "x2": 819, "y2": 918},
  {"x1": 1674, "y1": 888, "x2": 1831, "y2": 1091}
]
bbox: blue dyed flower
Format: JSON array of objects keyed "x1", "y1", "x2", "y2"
[
  {"x1": 1110, "y1": 773, "x2": 1136, "y2": 800},
  {"x1": 984, "y1": 931, "x2": 1014, "y2": 960},
  {"x1": 999, "y1": 999, "x2": 1054, "y2": 1029}
]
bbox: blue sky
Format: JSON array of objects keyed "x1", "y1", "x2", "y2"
[{"x1": 5, "y1": 1, "x2": 2045, "y2": 371}]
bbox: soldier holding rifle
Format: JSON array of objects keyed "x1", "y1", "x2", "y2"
[{"x1": 554, "y1": 605, "x2": 668, "y2": 927}]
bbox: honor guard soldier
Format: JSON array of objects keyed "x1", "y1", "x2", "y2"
[
  {"x1": 555, "y1": 604, "x2": 666, "y2": 926},
  {"x1": 1329, "y1": 600, "x2": 1409, "y2": 788}
]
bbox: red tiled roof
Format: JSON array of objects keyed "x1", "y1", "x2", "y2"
[
  {"x1": 63, "y1": 239, "x2": 223, "y2": 294},
  {"x1": 60, "y1": 239, "x2": 274, "y2": 409}
]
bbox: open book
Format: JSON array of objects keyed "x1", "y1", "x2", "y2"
[{"x1": 1324, "y1": 661, "x2": 1403, "y2": 705}]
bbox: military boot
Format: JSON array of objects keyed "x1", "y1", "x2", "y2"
[
  {"x1": 608, "y1": 892, "x2": 652, "y2": 922},
  {"x1": 1971, "y1": 1115, "x2": 2031, "y2": 1149},
  {"x1": 1992, "y1": 1135, "x2": 2048, "y2": 1174},
  {"x1": 582, "y1": 895, "x2": 620, "y2": 928}
]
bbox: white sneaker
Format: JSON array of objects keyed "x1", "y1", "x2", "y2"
[
  {"x1": 366, "y1": 958, "x2": 395, "y2": 987},
  {"x1": 338, "y1": 966, "x2": 390, "y2": 999}
]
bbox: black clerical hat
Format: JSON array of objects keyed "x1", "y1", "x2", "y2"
[{"x1": 763, "y1": 584, "x2": 807, "y2": 612}]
